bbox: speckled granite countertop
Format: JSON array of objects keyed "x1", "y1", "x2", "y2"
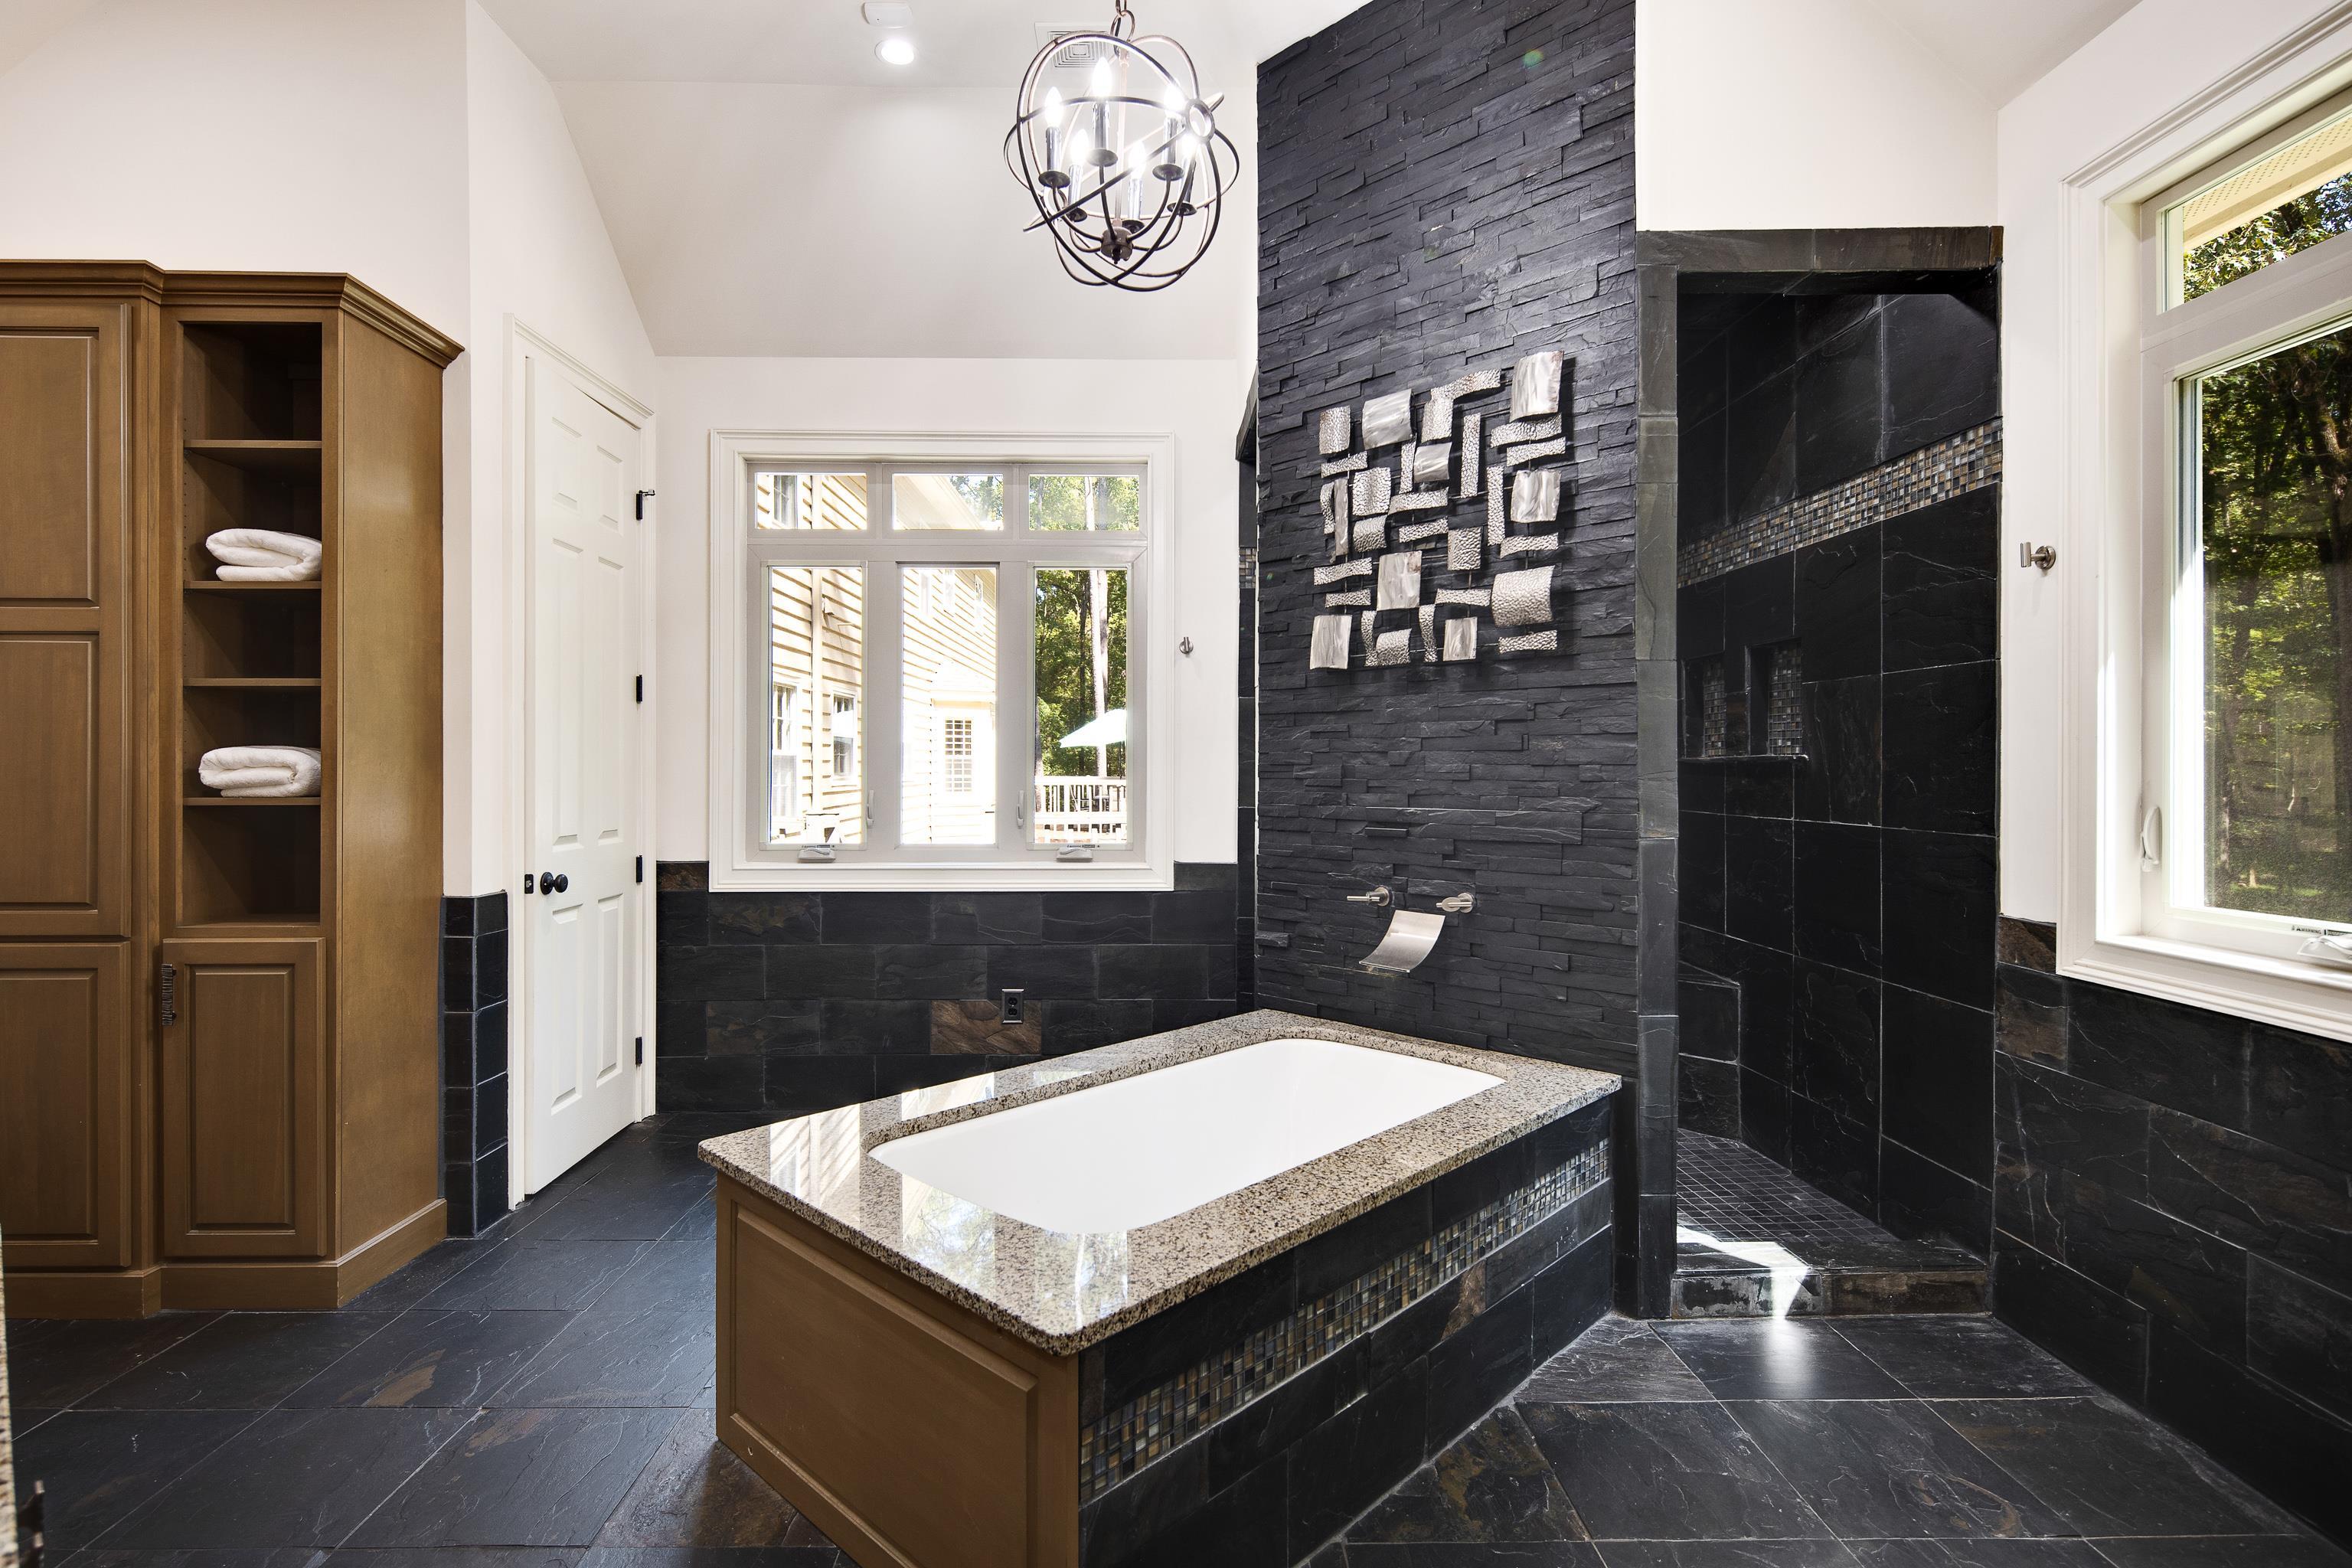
[{"x1": 700, "y1": 1008, "x2": 1618, "y2": 1354}]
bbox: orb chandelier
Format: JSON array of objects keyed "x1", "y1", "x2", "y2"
[{"x1": 1003, "y1": 0, "x2": 1240, "y2": 292}]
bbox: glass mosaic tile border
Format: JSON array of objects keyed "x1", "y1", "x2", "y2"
[
  {"x1": 1678, "y1": 420, "x2": 2002, "y2": 587},
  {"x1": 1763, "y1": 642, "x2": 1802, "y2": 756},
  {"x1": 1079, "y1": 1141, "x2": 1609, "y2": 1504}
]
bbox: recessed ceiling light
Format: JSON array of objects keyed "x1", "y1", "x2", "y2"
[{"x1": 875, "y1": 33, "x2": 916, "y2": 64}]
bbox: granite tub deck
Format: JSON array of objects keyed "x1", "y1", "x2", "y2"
[{"x1": 699, "y1": 1009, "x2": 1619, "y2": 1568}]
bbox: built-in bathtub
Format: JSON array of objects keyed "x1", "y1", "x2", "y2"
[{"x1": 701, "y1": 1009, "x2": 1618, "y2": 1568}]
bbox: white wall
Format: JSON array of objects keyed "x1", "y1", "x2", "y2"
[
  {"x1": 655, "y1": 356, "x2": 1244, "y2": 868},
  {"x1": 1635, "y1": 0, "x2": 1996, "y2": 230},
  {"x1": 554, "y1": 80, "x2": 1250, "y2": 361},
  {"x1": 457, "y1": 2, "x2": 658, "y2": 893},
  {"x1": 1994, "y1": 0, "x2": 2341, "y2": 921},
  {"x1": 0, "y1": 0, "x2": 470, "y2": 337}
]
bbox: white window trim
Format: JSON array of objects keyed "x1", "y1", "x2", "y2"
[
  {"x1": 2058, "y1": 15, "x2": 2352, "y2": 1044},
  {"x1": 707, "y1": 428, "x2": 1178, "y2": 891}
]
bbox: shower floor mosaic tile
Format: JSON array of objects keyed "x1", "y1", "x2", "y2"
[{"x1": 1674, "y1": 1130, "x2": 1986, "y2": 1318}]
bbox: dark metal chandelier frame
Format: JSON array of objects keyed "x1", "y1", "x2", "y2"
[{"x1": 1003, "y1": 0, "x2": 1240, "y2": 292}]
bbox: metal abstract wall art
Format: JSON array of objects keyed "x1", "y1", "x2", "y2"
[{"x1": 1305, "y1": 347, "x2": 1573, "y2": 668}]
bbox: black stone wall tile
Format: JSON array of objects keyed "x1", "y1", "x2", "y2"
[
  {"x1": 1882, "y1": 286, "x2": 1999, "y2": 456},
  {"x1": 1294, "y1": 1188, "x2": 1431, "y2": 1303},
  {"x1": 1044, "y1": 891, "x2": 1154, "y2": 943},
  {"x1": 874, "y1": 944, "x2": 988, "y2": 1000},
  {"x1": 1997, "y1": 916, "x2": 2057, "y2": 971},
  {"x1": 762, "y1": 1054, "x2": 874, "y2": 1116},
  {"x1": 654, "y1": 1000, "x2": 708, "y2": 1059},
  {"x1": 474, "y1": 929, "x2": 508, "y2": 1006},
  {"x1": 1680, "y1": 576, "x2": 1727, "y2": 662},
  {"x1": 766, "y1": 944, "x2": 876, "y2": 1000},
  {"x1": 1881, "y1": 984, "x2": 1993, "y2": 1181},
  {"x1": 1726, "y1": 297, "x2": 1798, "y2": 404},
  {"x1": 988, "y1": 944, "x2": 1099, "y2": 999},
  {"x1": 1284, "y1": 1358, "x2": 1428, "y2": 1560},
  {"x1": 1532, "y1": 1227, "x2": 1615, "y2": 1356},
  {"x1": 444, "y1": 895, "x2": 478, "y2": 937},
  {"x1": 655, "y1": 860, "x2": 708, "y2": 891},
  {"x1": 1795, "y1": 291, "x2": 1877, "y2": 354},
  {"x1": 1103, "y1": 1253, "x2": 1297, "y2": 1411},
  {"x1": 1788, "y1": 1094, "x2": 1878, "y2": 1215},
  {"x1": 1426, "y1": 1283, "x2": 1534, "y2": 1449},
  {"x1": 1880, "y1": 1138, "x2": 1991, "y2": 1256},
  {"x1": 478, "y1": 890, "x2": 508, "y2": 934},
  {"x1": 1723, "y1": 554, "x2": 1795, "y2": 657},
  {"x1": 1725, "y1": 370, "x2": 1798, "y2": 523},
  {"x1": 472, "y1": 1075, "x2": 507, "y2": 1160},
  {"x1": 1795, "y1": 528, "x2": 1881, "y2": 681},
  {"x1": 1794, "y1": 311, "x2": 1883, "y2": 495},
  {"x1": 2247, "y1": 1256, "x2": 2352, "y2": 1422},
  {"x1": 1995, "y1": 963, "x2": 2067, "y2": 1067},
  {"x1": 1721, "y1": 756, "x2": 1798, "y2": 818},
  {"x1": 1795, "y1": 674, "x2": 1880, "y2": 825},
  {"x1": 1681, "y1": 810, "x2": 1726, "y2": 930},
  {"x1": 1883, "y1": 662, "x2": 1996, "y2": 834},
  {"x1": 2148, "y1": 1108, "x2": 2352, "y2": 1296},
  {"x1": 816, "y1": 999, "x2": 932, "y2": 1055},
  {"x1": 822, "y1": 891, "x2": 933, "y2": 944},
  {"x1": 1682, "y1": 405, "x2": 1728, "y2": 540},
  {"x1": 655, "y1": 890, "x2": 707, "y2": 947},
  {"x1": 1880, "y1": 830, "x2": 1994, "y2": 1009},
  {"x1": 706, "y1": 999, "x2": 821, "y2": 1056},
  {"x1": 2057, "y1": 1169, "x2": 2249, "y2": 1358},
  {"x1": 1789, "y1": 959, "x2": 1878, "y2": 1122},
  {"x1": 442, "y1": 1010, "x2": 475, "y2": 1089},
  {"x1": 1099, "y1": 944, "x2": 1213, "y2": 999},
  {"x1": 2246, "y1": 1024, "x2": 2352, "y2": 1172},
  {"x1": 1154, "y1": 890, "x2": 1236, "y2": 944},
  {"x1": 708, "y1": 892, "x2": 819, "y2": 945},
  {"x1": 1679, "y1": 975, "x2": 1740, "y2": 1063},
  {"x1": 1678, "y1": 1055, "x2": 1740, "y2": 1138},
  {"x1": 1792, "y1": 821, "x2": 1880, "y2": 975},
  {"x1": 1740, "y1": 1069, "x2": 1793, "y2": 1164},
  {"x1": 1996, "y1": 1053, "x2": 2151, "y2": 1196},
  {"x1": 1153, "y1": 999, "x2": 1236, "y2": 1035},
  {"x1": 1080, "y1": 1432, "x2": 1210, "y2": 1568},
  {"x1": 934, "y1": 891, "x2": 1044, "y2": 945},
  {"x1": 658, "y1": 1055, "x2": 765, "y2": 1114},
  {"x1": 1175, "y1": 862, "x2": 1240, "y2": 891},
  {"x1": 1992, "y1": 1230, "x2": 2150, "y2": 1399},
  {"x1": 2069, "y1": 981, "x2": 2250, "y2": 1132},
  {"x1": 1723, "y1": 816, "x2": 1794, "y2": 951},
  {"x1": 442, "y1": 935, "x2": 474, "y2": 1011},
  {"x1": 2148, "y1": 1319, "x2": 2352, "y2": 1546},
  {"x1": 1883, "y1": 488, "x2": 1999, "y2": 670},
  {"x1": 657, "y1": 945, "x2": 763, "y2": 1001},
  {"x1": 1042, "y1": 998, "x2": 1154, "y2": 1055},
  {"x1": 472, "y1": 1002, "x2": 507, "y2": 1085}
]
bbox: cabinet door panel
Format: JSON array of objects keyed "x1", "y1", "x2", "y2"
[
  {"x1": 0, "y1": 306, "x2": 131, "y2": 938},
  {"x1": 160, "y1": 938, "x2": 326, "y2": 1258},
  {"x1": 0, "y1": 942, "x2": 132, "y2": 1269}
]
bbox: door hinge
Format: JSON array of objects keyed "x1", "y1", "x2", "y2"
[
  {"x1": 634, "y1": 1035, "x2": 644, "y2": 1065},
  {"x1": 635, "y1": 675, "x2": 643, "y2": 704},
  {"x1": 158, "y1": 962, "x2": 177, "y2": 1028},
  {"x1": 635, "y1": 488, "x2": 655, "y2": 521},
  {"x1": 635, "y1": 855, "x2": 644, "y2": 884}
]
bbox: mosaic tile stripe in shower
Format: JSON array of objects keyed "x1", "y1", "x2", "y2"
[
  {"x1": 1678, "y1": 419, "x2": 2003, "y2": 586},
  {"x1": 1076, "y1": 1142, "x2": 1608, "y2": 1504}
]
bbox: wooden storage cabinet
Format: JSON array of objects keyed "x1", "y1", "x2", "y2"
[{"x1": 0, "y1": 264, "x2": 459, "y2": 1317}]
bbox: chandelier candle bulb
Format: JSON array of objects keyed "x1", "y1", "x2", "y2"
[{"x1": 1039, "y1": 87, "x2": 1070, "y2": 188}]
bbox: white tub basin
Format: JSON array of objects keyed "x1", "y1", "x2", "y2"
[{"x1": 868, "y1": 1036, "x2": 1503, "y2": 1234}]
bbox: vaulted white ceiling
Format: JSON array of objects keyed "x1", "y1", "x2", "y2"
[{"x1": 1873, "y1": 0, "x2": 2141, "y2": 104}]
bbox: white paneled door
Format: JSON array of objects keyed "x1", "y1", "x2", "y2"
[{"x1": 525, "y1": 360, "x2": 645, "y2": 1191}]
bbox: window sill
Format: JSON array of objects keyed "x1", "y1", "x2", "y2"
[
  {"x1": 708, "y1": 858, "x2": 1174, "y2": 893},
  {"x1": 2061, "y1": 927, "x2": 2352, "y2": 1044}
]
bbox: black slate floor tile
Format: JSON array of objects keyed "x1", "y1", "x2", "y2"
[
  {"x1": 416, "y1": 1241, "x2": 648, "y2": 1312},
  {"x1": 1653, "y1": 1321, "x2": 1909, "y2": 1402},
  {"x1": 578, "y1": 1550, "x2": 843, "y2": 1568},
  {"x1": 1519, "y1": 1318, "x2": 1713, "y2": 1404},
  {"x1": 1726, "y1": 1399, "x2": 2063, "y2": 1540},
  {"x1": 80, "y1": 1313, "x2": 397, "y2": 1411},
  {"x1": 5, "y1": 1314, "x2": 224, "y2": 1412},
  {"x1": 106, "y1": 1406, "x2": 473, "y2": 1547},
  {"x1": 1347, "y1": 1547, "x2": 1606, "y2": 1566},
  {"x1": 318, "y1": 1550, "x2": 588, "y2": 1568},
  {"x1": 1930, "y1": 1398, "x2": 2284, "y2": 1538},
  {"x1": 1594, "y1": 1545, "x2": 1860, "y2": 1566},
  {"x1": 76, "y1": 1549, "x2": 362, "y2": 1568},
  {"x1": 1518, "y1": 1401, "x2": 1830, "y2": 1541},
  {"x1": 1348, "y1": 1407, "x2": 1586, "y2": 1544},
  {"x1": 348, "y1": 1240, "x2": 506, "y2": 1315},
  {"x1": 283, "y1": 1311, "x2": 574, "y2": 1409},
  {"x1": 593, "y1": 1410, "x2": 834, "y2": 1547},
  {"x1": 1828, "y1": 1317, "x2": 2096, "y2": 1399},
  {"x1": 2079, "y1": 1538, "x2": 2352, "y2": 1566},
  {"x1": 11, "y1": 1408, "x2": 259, "y2": 1549},
  {"x1": 1843, "y1": 1542, "x2": 2107, "y2": 1566},
  {"x1": 507, "y1": 1165, "x2": 711, "y2": 1244},
  {"x1": 351, "y1": 1406, "x2": 679, "y2": 1547}
]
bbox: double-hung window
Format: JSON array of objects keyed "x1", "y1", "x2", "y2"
[
  {"x1": 2125, "y1": 90, "x2": 2352, "y2": 1000},
  {"x1": 711, "y1": 433, "x2": 1168, "y2": 889}
]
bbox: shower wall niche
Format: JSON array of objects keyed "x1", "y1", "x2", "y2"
[{"x1": 1674, "y1": 274, "x2": 2002, "y2": 1256}]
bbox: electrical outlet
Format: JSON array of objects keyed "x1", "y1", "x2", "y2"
[{"x1": 999, "y1": 988, "x2": 1025, "y2": 1025}]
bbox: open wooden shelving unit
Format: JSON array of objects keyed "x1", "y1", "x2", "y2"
[{"x1": 0, "y1": 263, "x2": 460, "y2": 1317}]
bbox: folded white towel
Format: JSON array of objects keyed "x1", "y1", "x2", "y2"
[
  {"x1": 206, "y1": 528, "x2": 322, "y2": 583},
  {"x1": 199, "y1": 746, "x2": 322, "y2": 798}
]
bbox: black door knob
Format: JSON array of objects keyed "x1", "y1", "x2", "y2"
[{"x1": 539, "y1": 871, "x2": 569, "y2": 894}]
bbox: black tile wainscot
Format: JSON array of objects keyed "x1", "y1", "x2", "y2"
[
  {"x1": 1256, "y1": 0, "x2": 1672, "y2": 1312},
  {"x1": 1991, "y1": 916, "x2": 2352, "y2": 1547},
  {"x1": 1670, "y1": 255, "x2": 2002, "y2": 1263},
  {"x1": 653, "y1": 861, "x2": 1241, "y2": 1116},
  {"x1": 440, "y1": 890, "x2": 510, "y2": 1236},
  {"x1": 1074, "y1": 1097, "x2": 1614, "y2": 1568}
]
